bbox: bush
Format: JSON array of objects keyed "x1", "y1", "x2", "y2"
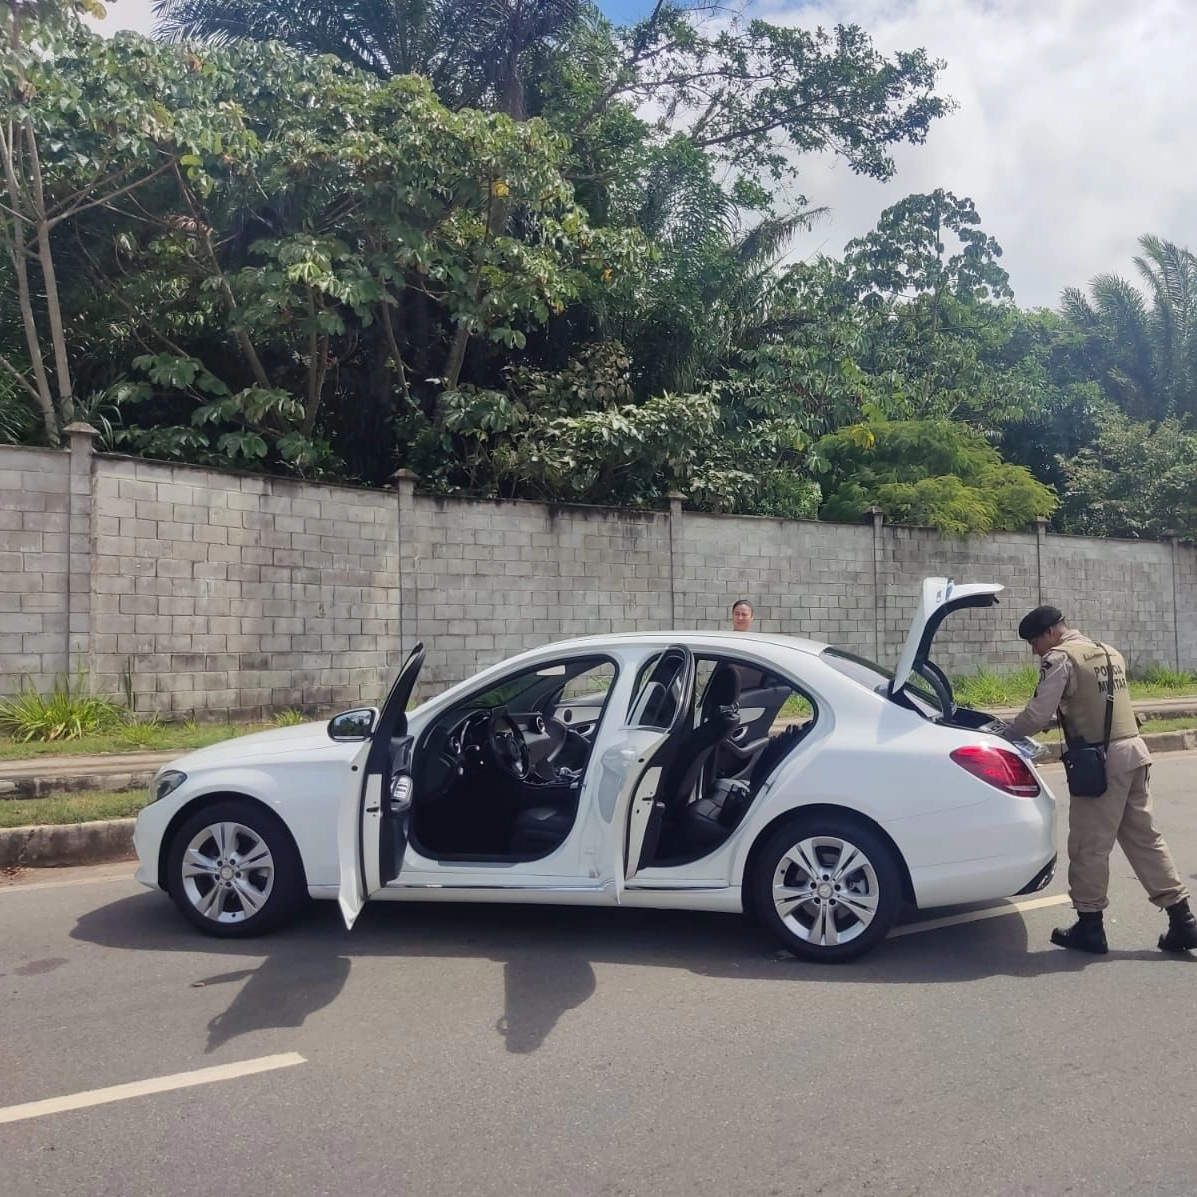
[
  {"x1": 0, "y1": 671, "x2": 129, "y2": 742},
  {"x1": 273, "y1": 708, "x2": 307, "y2": 727}
]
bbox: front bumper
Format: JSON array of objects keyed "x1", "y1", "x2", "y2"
[{"x1": 132, "y1": 797, "x2": 175, "y2": 890}]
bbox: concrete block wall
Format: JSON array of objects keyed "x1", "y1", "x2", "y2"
[
  {"x1": 878, "y1": 525, "x2": 1042, "y2": 677},
  {"x1": 1041, "y1": 535, "x2": 1176, "y2": 674},
  {"x1": 1175, "y1": 537, "x2": 1197, "y2": 672},
  {"x1": 87, "y1": 457, "x2": 400, "y2": 716},
  {"x1": 403, "y1": 489, "x2": 673, "y2": 694},
  {"x1": 672, "y1": 510, "x2": 878, "y2": 659},
  {"x1": 2, "y1": 434, "x2": 1196, "y2": 717},
  {"x1": 0, "y1": 445, "x2": 71, "y2": 691}
]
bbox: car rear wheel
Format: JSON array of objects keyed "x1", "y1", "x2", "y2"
[
  {"x1": 751, "y1": 813, "x2": 902, "y2": 962},
  {"x1": 166, "y1": 799, "x2": 305, "y2": 938}
]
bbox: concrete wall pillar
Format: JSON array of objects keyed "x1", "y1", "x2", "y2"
[
  {"x1": 65, "y1": 421, "x2": 98, "y2": 681},
  {"x1": 865, "y1": 506, "x2": 884, "y2": 661},
  {"x1": 666, "y1": 491, "x2": 685, "y2": 629},
  {"x1": 393, "y1": 468, "x2": 419, "y2": 676}
]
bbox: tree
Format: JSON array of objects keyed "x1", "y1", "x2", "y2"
[
  {"x1": 1060, "y1": 235, "x2": 1197, "y2": 423},
  {"x1": 814, "y1": 419, "x2": 1057, "y2": 535},
  {"x1": 841, "y1": 190, "x2": 1013, "y2": 416},
  {"x1": 586, "y1": 11, "x2": 949, "y2": 190},
  {"x1": 1055, "y1": 409, "x2": 1197, "y2": 540},
  {"x1": 151, "y1": 0, "x2": 586, "y2": 119},
  {"x1": 0, "y1": 7, "x2": 266, "y2": 442}
]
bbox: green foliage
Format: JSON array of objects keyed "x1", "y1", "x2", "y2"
[
  {"x1": 815, "y1": 419, "x2": 1058, "y2": 534},
  {"x1": 1061, "y1": 236, "x2": 1197, "y2": 424},
  {"x1": 273, "y1": 708, "x2": 307, "y2": 726},
  {"x1": 9, "y1": 7, "x2": 1194, "y2": 547},
  {"x1": 1135, "y1": 664, "x2": 1197, "y2": 690},
  {"x1": 0, "y1": 670, "x2": 128, "y2": 742},
  {"x1": 1056, "y1": 410, "x2": 1197, "y2": 539}
]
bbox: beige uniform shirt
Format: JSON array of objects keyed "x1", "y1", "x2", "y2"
[{"x1": 1004, "y1": 630, "x2": 1150, "y2": 770}]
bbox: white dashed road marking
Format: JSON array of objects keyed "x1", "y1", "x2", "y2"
[{"x1": 0, "y1": 1053, "x2": 306, "y2": 1125}]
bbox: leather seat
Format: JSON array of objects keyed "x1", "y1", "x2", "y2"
[{"x1": 655, "y1": 663, "x2": 742, "y2": 819}]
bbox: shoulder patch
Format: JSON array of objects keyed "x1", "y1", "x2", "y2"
[{"x1": 1040, "y1": 650, "x2": 1066, "y2": 678}]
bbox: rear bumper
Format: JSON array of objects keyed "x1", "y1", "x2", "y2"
[
  {"x1": 890, "y1": 786, "x2": 1058, "y2": 910},
  {"x1": 1016, "y1": 852, "x2": 1058, "y2": 895}
]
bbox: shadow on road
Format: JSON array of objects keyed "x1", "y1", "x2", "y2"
[{"x1": 69, "y1": 889, "x2": 1194, "y2": 1055}]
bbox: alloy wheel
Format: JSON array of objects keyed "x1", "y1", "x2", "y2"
[
  {"x1": 180, "y1": 820, "x2": 275, "y2": 924},
  {"x1": 771, "y1": 834, "x2": 881, "y2": 947}
]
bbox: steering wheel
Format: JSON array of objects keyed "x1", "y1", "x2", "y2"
[{"x1": 487, "y1": 709, "x2": 531, "y2": 781}]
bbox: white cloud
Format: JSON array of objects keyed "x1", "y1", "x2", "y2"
[
  {"x1": 88, "y1": 0, "x2": 1197, "y2": 307},
  {"x1": 756, "y1": 0, "x2": 1197, "y2": 306}
]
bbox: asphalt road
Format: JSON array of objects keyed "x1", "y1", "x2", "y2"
[{"x1": 3, "y1": 754, "x2": 1197, "y2": 1197}]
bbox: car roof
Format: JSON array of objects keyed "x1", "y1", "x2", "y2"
[{"x1": 512, "y1": 630, "x2": 831, "y2": 658}]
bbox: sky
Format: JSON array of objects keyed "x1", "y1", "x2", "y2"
[{"x1": 86, "y1": 0, "x2": 1196, "y2": 309}]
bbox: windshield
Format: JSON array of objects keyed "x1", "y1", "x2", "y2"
[{"x1": 821, "y1": 648, "x2": 943, "y2": 717}]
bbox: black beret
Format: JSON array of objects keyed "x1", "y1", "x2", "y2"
[{"x1": 1018, "y1": 605, "x2": 1064, "y2": 641}]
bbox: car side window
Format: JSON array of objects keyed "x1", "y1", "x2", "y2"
[{"x1": 627, "y1": 651, "x2": 687, "y2": 730}]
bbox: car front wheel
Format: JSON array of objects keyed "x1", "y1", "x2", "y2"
[
  {"x1": 751, "y1": 814, "x2": 902, "y2": 962},
  {"x1": 166, "y1": 799, "x2": 305, "y2": 938}
]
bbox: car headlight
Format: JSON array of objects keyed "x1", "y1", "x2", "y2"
[{"x1": 150, "y1": 770, "x2": 187, "y2": 803}]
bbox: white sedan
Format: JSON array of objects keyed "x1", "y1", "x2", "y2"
[{"x1": 133, "y1": 577, "x2": 1057, "y2": 962}]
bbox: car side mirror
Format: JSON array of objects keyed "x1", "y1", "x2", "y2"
[{"x1": 327, "y1": 708, "x2": 378, "y2": 741}]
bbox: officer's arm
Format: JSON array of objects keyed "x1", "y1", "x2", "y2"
[{"x1": 1004, "y1": 653, "x2": 1072, "y2": 741}]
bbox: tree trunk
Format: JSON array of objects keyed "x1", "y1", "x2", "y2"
[
  {"x1": 443, "y1": 322, "x2": 470, "y2": 392},
  {"x1": 0, "y1": 122, "x2": 58, "y2": 443},
  {"x1": 24, "y1": 123, "x2": 74, "y2": 424}
]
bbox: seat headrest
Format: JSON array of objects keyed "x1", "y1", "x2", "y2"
[{"x1": 705, "y1": 663, "x2": 741, "y2": 712}]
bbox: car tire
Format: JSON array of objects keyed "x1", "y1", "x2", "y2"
[
  {"x1": 166, "y1": 799, "x2": 305, "y2": 938},
  {"x1": 751, "y1": 813, "x2": 902, "y2": 963}
]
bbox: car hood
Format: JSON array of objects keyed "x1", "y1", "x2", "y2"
[{"x1": 165, "y1": 721, "x2": 348, "y2": 773}]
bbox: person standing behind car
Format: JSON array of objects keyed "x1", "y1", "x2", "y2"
[
  {"x1": 731, "y1": 599, "x2": 755, "y2": 632},
  {"x1": 1003, "y1": 605, "x2": 1197, "y2": 955}
]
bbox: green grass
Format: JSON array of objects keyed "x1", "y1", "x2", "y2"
[
  {"x1": 0, "y1": 789, "x2": 150, "y2": 829},
  {"x1": 779, "y1": 693, "x2": 813, "y2": 719},
  {"x1": 0, "y1": 721, "x2": 269, "y2": 761},
  {"x1": 951, "y1": 664, "x2": 1197, "y2": 709}
]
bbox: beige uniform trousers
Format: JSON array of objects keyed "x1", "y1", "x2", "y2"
[{"x1": 1067, "y1": 736, "x2": 1188, "y2": 912}]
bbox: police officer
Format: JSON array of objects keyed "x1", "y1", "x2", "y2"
[{"x1": 1004, "y1": 605, "x2": 1197, "y2": 954}]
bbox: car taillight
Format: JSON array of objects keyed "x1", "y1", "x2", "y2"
[{"x1": 950, "y1": 745, "x2": 1040, "y2": 797}]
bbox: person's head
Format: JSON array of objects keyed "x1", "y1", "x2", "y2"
[
  {"x1": 731, "y1": 599, "x2": 755, "y2": 632},
  {"x1": 1018, "y1": 605, "x2": 1066, "y2": 657}
]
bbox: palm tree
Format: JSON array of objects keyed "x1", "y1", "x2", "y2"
[
  {"x1": 1061, "y1": 234, "x2": 1197, "y2": 422},
  {"x1": 151, "y1": 0, "x2": 583, "y2": 119}
]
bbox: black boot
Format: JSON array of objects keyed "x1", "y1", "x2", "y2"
[
  {"x1": 1051, "y1": 911, "x2": 1108, "y2": 954},
  {"x1": 1159, "y1": 898, "x2": 1197, "y2": 953}
]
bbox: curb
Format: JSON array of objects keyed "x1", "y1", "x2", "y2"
[
  {"x1": 0, "y1": 770, "x2": 154, "y2": 800},
  {"x1": 0, "y1": 818, "x2": 136, "y2": 870}
]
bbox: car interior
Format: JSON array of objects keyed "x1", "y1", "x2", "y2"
[
  {"x1": 408, "y1": 649, "x2": 817, "y2": 869},
  {"x1": 410, "y1": 656, "x2": 617, "y2": 862},
  {"x1": 629, "y1": 654, "x2": 817, "y2": 869}
]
